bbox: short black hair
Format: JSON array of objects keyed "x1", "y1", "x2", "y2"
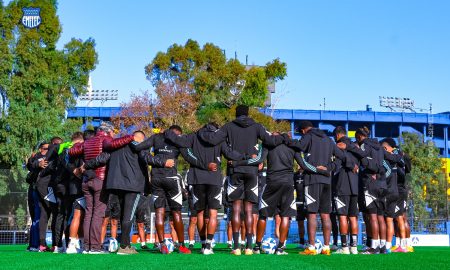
[
  {"x1": 83, "y1": 130, "x2": 95, "y2": 140},
  {"x1": 380, "y1": 137, "x2": 397, "y2": 148},
  {"x1": 38, "y1": 142, "x2": 49, "y2": 149},
  {"x1": 356, "y1": 126, "x2": 370, "y2": 137},
  {"x1": 299, "y1": 121, "x2": 313, "y2": 130},
  {"x1": 236, "y1": 105, "x2": 249, "y2": 117},
  {"x1": 333, "y1": 126, "x2": 347, "y2": 136},
  {"x1": 71, "y1": 132, "x2": 84, "y2": 141},
  {"x1": 133, "y1": 130, "x2": 146, "y2": 137},
  {"x1": 169, "y1": 125, "x2": 183, "y2": 134},
  {"x1": 50, "y1": 136, "x2": 63, "y2": 144}
]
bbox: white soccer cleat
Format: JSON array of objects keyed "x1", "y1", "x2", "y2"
[
  {"x1": 203, "y1": 248, "x2": 214, "y2": 255},
  {"x1": 334, "y1": 247, "x2": 350, "y2": 255},
  {"x1": 66, "y1": 242, "x2": 78, "y2": 254},
  {"x1": 350, "y1": 246, "x2": 358, "y2": 255}
]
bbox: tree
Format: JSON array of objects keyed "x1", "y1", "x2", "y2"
[
  {"x1": 400, "y1": 132, "x2": 447, "y2": 220},
  {"x1": 145, "y1": 39, "x2": 287, "y2": 109},
  {"x1": 0, "y1": 0, "x2": 97, "y2": 219}
]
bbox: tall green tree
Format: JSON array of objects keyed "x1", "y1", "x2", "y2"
[
  {"x1": 400, "y1": 132, "x2": 447, "y2": 220},
  {"x1": 145, "y1": 39, "x2": 287, "y2": 126},
  {"x1": 0, "y1": 0, "x2": 97, "y2": 217}
]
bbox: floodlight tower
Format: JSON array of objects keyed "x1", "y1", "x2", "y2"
[
  {"x1": 78, "y1": 77, "x2": 118, "y2": 106},
  {"x1": 379, "y1": 96, "x2": 415, "y2": 112}
]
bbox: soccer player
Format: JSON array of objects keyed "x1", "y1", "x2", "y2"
[
  {"x1": 338, "y1": 127, "x2": 386, "y2": 254},
  {"x1": 66, "y1": 130, "x2": 96, "y2": 254},
  {"x1": 164, "y1": 122, "x2": 246, "y2": 255},
  {"x1": 332, "y1": 126, "x2": 360, "y2": 255},
  {"x1": 26, "y1": 142, "x2": 49, "y2": 252},
  {"x1": 286, "y1": 121, "x2": 343, "y2": 256},
  {"x1": 196, "y1": 105, "x2": 286, "y2": 255},
  {"x1": 69, "y1": 121, "x2": 134, "y2": 254},
  {"x1": 36, "y1": 136, "x2": 62, "y2": 252},
  {"x1": 294, "y1": 168, "x2": 307, "y2": 249},
  {"x1": 130, "y1": 125, "x2": 190, "y2": 254}
]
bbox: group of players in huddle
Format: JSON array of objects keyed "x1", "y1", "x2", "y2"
[{"x1": 25, "y1": 104, "x2": 413, "y2": 256}]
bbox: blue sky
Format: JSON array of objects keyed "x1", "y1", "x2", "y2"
[{"x1": 51, "y1": 0, "x2": 450, "y2": 112}]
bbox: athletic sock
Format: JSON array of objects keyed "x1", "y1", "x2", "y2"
[
  {"x1": 350, "y1": 234, "x2": 358, "y2": 247},
  {"x1": 232, "y1": 232, "x2": 240, "y2": 250},
  {"x1": 255, "y1": 241, "x2": 262, "y2": 249},
  {"x1": 341, "y1": 235, "x2": 348, "y2": 247},
  {"x1": 205, "y1": 234, "x2": 214, "y2": 249},
  {"x1": 386, "y1": 242, "x2": 392, "y2": 250},
  {"x1": 189, "y1": 240, "x2": 195, "y2": 246},
  {"x1": 371, "y1": 239, "x2": 380, "y2": 249},
  {"x1": 299, "y1": 238, "x2": 305, "y2": 245},
  {"x1": 277, "y1": 242, "x2": 284, "y2": 249},
  {"x1": 380, "y1": 240, "x2": 386, "y2": 248},
  {"x1": 400, "y1": 238, "x2": 407, "y2": 248},
  {"x1": 246, "y1": 233, "x2": 253, "y2": 249},
  {"x1": 406, "y1": 238, "x2": 411, "y2": 247}
]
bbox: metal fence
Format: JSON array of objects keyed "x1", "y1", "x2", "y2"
[{"x1": 1, "y1": 213, "x2": 448, "y2": 246}]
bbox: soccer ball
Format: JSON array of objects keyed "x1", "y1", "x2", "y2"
[
  {"x1": 103, "y1": 237, "x2": 118, "y2": 253},
  {"x1": 314, "y1": 239, "x2": 323, "y2": 254},
  {"x1": 261, "y1": 237, "x2": 277, "y2": 254},
  {"x1": 164, "y1": 238, "x2": 175, "y2": 253}
]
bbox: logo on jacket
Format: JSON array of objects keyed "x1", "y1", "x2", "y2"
[
  {"x1": 158, "y1": 145, "x2": 173, "y2": 153},
  {"x1": 22, "y1": 7, "x2": 41, "y2": 28}
]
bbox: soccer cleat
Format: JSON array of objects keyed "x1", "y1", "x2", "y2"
[
  {"x1": 39, "y1": 245, "x2": 51, "y2": 252},
  {"x1": 244, "y1": 249, "x2": 254, "y2": 256},
  {"x1": 331, "y1": 244, "x2": 339, "y2": 251},
  {"x1": 117, "y1": 246, "x2": 138, "y2": 255},
  {"x1": 334, "y1": 247, "x2": 350, "y2": 254},
  {"x1": 53, "y1": 246, "x2": 65, "y2": 254},
  {"x1": 361, "y1": 247, "x2": 380, "y2": 255},
  {"x1": 392, "y1": 246, "x2": 408, "y2": 253},
  {"x1": 231, "y1": 249, "x2": 241, "y2": 256},
  {"x1": 160, "y1": 244, "x2": 169, "y2": 255},
  {"x1": 203, "y1": 248, "x2": 214, "y2": 255},
  {"x1": 227, "y1": 243, "x2": 232, "y2": 249},
  {"x1": 407, "y1": 246, "x2": 414, "y2": 253},
  {"x1": 350, "y1": 246, "x2": 358, "y2": 255},
  {"x1": 390, "y1": 245, "x2": 399, "y2": 251},
  {"x1": 380, "y1": 246, "x2": 388, "y2": 254},
  {"x1": 321, "y1": 247, "x2": 331, "y2": 256},
  {"x1": 140, "y1": 244, "x2": 149, "y2": 250},
  {"x1": 361, "y1": 245, "x2": 369, "y2": 252},
  {"x1": 89, "y1": 249, "x2": 109, "y2": 254},
  {"x1": 253, "y1": 246, "x2": 261, "y2": 255},
  {"x1": 189, "y1": 244, "x2": 194, "y2": 249},
  {"x1": 66, "y1": 242, "x2": 79, "y2": 254},
  {"x1": 297, "y1": 244, "x2": 306, "y2": 250},
  {"x1": 178, "y1": 245, "x2": 192, "y2": 254},
  {"x1": 153, "y1": 242, "x2": 161, "y2": 249},
  {"x1": 300, "y1": 247, "x2": 317, "y2": 256},
  {"x1": 28, "y1": 247, "x2": 39, "y2": 252},
  {"x1": 275, "y1": 248, "x2": 288, "y2": 255}
]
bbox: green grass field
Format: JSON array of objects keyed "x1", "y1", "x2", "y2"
[{"x1": 1, "y1": 245, "x2": 449, "y2": 270}]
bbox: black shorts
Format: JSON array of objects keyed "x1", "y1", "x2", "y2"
[
  {"x1": 136, "y1": 196, "x2": 150, "y2": 223},
  {"x1": 228, "y1": 173, "x2": 258, "y2": 203},
  {"x1": 361, "y1": 179, "x2": 387, "y2": 215},
  {"x1": 384, "y1": 193, "x2": 399, "y2": 218},
  {"x1": 105, "y1": 192, "x2": 121, "y2": 219},
  {"x1": 304, "y1": 183, "x2": 332, "y2": 214},
  {"x1": 259, "y1": 182, "x2": 296, "y2": 218},
  {"x1": 151, "y1": 176, "x2": 183, "y2": 211},
  {"x1": 395, "y1": 191, "x2": 408, "y2": 217},
  {"x1": 188, "y1": 186, "x2": 197, "y2": 217},
  {"x1": 334, "y1": 195, "x2": 359, "y2": 217},
  {"x1": 192, "y1": 184, "x2": 222, "y2": 211},
  {"x1": 73, "y1": 196, "x2": 86, "y2": 211}
]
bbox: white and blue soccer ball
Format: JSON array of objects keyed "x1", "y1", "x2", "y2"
[
  {"x1": 103, "y1": 237, "x2": 118, "y2": 253},
  {"x1": 314, "y1": 239, "x2": 323, "y2": 254},
  {"x1": 164, "y1": 238, "x2": 175, "y2": 253},
  {"x1": 261, "y1": 237, "x2": 277, "y2": 254}
]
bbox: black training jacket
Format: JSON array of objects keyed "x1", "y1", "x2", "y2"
[
  {"x1": 197, "y1": 115, "x2": 286, "y2": 175},
  {"x1": 130, "y1": 133, "x2": 180, "y2": 178},
  {"x1": 286, "y1": 128, "x2": 344, "y2": 185},
  {"x1": 107, "y1": 144, "x2": 165, "y2": 193},
  {"x1": 165, "y1": 124, "x2": 245, "y2": 186},
  {"x1": 332, "y1": 136, "x2": 360, "y2": 196}
]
